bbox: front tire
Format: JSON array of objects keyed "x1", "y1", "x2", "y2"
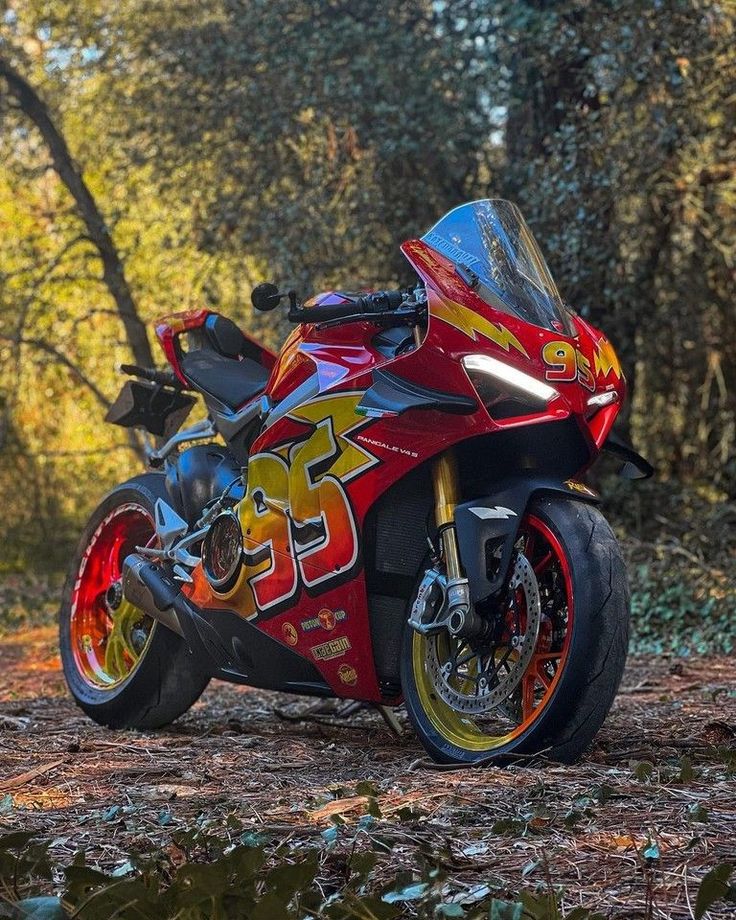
[
  {"x1": 400, "y1": 497, "x2": 629, "y2": 765},
  {"x1": 59, "y1": 474, "x2": 210, "y2": 729}
]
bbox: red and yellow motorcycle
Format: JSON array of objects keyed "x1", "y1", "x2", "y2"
[{"x1": 60, "y1": 200, "x2": 651, "y2": 764}]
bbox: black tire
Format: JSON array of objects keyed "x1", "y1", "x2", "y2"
[
  {"x1": 59, "y1": 473, "x2": 210, "y2": 729},
  {"x1": 400, "y1": 497, "x2": 629, "y2": 765}
]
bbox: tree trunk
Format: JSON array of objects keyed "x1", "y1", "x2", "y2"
[{"x1": 0, "y1": 55, "x2": 154, "y2": 370}]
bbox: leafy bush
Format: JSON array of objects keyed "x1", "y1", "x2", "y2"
[{"x1": 0, "y1": 827, "x2": 617, "y2": 920}]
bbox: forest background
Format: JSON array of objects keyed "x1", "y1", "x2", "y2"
[{"x1": 0, "y1": 0, "x2": 734, "y2": 652}]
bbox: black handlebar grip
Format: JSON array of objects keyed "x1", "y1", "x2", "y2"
[
  {"x1": 288, "y1": 290, "x2": 405, "y2": 324},
  {"x1": 290, "y1": 303, "x2": 358, "y2": 323}
]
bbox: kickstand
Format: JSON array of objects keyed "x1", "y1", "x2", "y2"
[
  {"x1": 274, "y1": 698, "x2": 364, "y2": 724},
  {"x1": 274, "y1": 699, "x2": 403, "y2": 736},
  {"x1": 374, "y1": 705, "x2": 404, "y2": 738}
]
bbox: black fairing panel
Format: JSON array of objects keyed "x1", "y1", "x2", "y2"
[
  {"x1": 363, "y1": 465, "x2": 434, "y2": 698},
  {"x1": 455, "y1": 478, "x2": 600, "y2": 603},
  {"x1": 198, "y1": 607, "x2": 332, "y2": 694},
  {"x1": 603, "y1": 430, "x2": 654, "y2": 479},
  {"x1": 358, "y1": 368, "x2": 477, "y2": 417},
  {"x1": 166, "y1": 444, "x2": 244, "y2": 523}
]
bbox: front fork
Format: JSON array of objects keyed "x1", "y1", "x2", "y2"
[
  {"x1": 422, "y1": 449, "x2": 489, "y2": 640},
  {"x1": 408, "y1": 320, "x2": 487, "y2": 640}
]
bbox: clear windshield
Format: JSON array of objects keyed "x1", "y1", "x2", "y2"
[{"x1": 422, "y1": 199, "x2": 575, "y2": 335}]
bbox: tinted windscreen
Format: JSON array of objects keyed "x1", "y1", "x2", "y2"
[{"x1": 422, "y1": 199, "x2": 575, "y2": 335}]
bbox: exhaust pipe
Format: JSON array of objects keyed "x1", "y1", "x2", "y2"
[
  {"x1": 122, "y1": 554, "x2": 184, "y2": 636},
  {"x1": 122, "y1": 553, "x2": 236, "y2": 670}
]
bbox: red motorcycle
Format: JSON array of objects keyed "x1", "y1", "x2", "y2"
[{"x1": 60, "y1": 200, "x2": 651, "y2": 764}]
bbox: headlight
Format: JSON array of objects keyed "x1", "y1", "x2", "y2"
[{"x1": 462, "y1": 354, "x2": 558, "y2": 403}]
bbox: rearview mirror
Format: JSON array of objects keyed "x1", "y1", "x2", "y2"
[{"x1": 251, "y1": 282, "x2": 283, "y2": 312}]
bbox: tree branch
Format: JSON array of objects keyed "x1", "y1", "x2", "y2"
[
  {"x1": 0, "y1": 331, "x2": 110, "y2": 409},
  {"x1": 0, "y1": 55, "x2": 155, "y2": 370}
]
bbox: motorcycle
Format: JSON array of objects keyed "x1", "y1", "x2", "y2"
[{"x1": 59, "y1": 199, "x2": 652, "y2": 765}]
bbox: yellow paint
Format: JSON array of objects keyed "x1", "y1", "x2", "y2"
[
  {"x1": 593, "y1": 338, "x2": 622, "y2": 380},
  {"x1": 223, "y1": 393, "x2": 375, "y2": 617},
  {"x1": 432, "y1": 296, "x2": 529, "y2": 357},
  {"x1": 543, "y1": 340, "x2": 595, "y2": 391},
  {"x1": 412, "y1": 631, "x2": 513, "y2": 751}
]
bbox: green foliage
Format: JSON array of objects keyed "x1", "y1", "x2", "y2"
[
  {"x1": 0, "y1": 828, "x2": 614, "y2": 920},
  {"x1": 630, "y1": 569, "x2": 735, "y2": 655},
  {"x1": 695, "y1": 863, "x2": 735, "y2": 919}
]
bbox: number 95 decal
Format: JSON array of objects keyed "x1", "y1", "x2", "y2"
[{"x1": 541, "y1": 341, "x2": 595, "y2": 392}]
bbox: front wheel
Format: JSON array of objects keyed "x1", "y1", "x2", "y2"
[{"x1": 400, "y1": 498, "x2": 629, "y2": 765}]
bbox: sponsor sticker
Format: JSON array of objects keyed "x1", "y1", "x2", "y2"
[
  {"x1": 311, "y1": 636, "x2": 351, "y2": 661},
  {"x1": 301, "y1": 608, "x2": 347, "y2": 633},
  {"x1": 282, "y1": 622, "x2": 298, "y2": 646},
  {"x1": 337, "y1": 663, "x2": 358, "y2": 686}
]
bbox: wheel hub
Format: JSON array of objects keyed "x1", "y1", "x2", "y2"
[
  {"x1": 105, "y1": 580, "x2": 124, "y2": 613},
  {"x1": 425, "y1": 553, "x2": 541, "y2": 714}
]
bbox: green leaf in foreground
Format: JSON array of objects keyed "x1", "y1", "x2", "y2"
[
  {"x1": 436, "y1": 903, "x2": 465, "y2": 918},
  {"x1": 381, "y1": 881, "x2": 429, "y2": 903},
  {"x1": 489, "y1": 899, "x2": 524, "y2": 920},
  {"x1": 12, "y1": 897, "x2": 65, "y2": 920},
  {"x1": 695, "y1": 863, "x2": 734, "y2": 919}
]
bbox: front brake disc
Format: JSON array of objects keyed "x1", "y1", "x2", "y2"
[{"x1": 425, "y1": 553, "x2": 541, "y2": 714}]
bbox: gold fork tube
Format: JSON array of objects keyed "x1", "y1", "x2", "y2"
[
  {"x1": 432, "y1": 449, "x2": 460, "y2": 526},
  {"x1": 431, "y1": 449, "x2": 463, "y2": 579}
]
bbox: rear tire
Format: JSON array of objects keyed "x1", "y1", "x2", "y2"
[
  {"x1": 400, "y1": 497, "x2": 629, "y2": 765},
  {"x1": 59, "y1": 473, "x2": 210, "y2": 729}
]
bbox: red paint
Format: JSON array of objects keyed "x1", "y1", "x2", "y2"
[
  {"x1": 155, "y1": 309, "x2": 277, "y2": 387},
  {"x1": 155, "y1": 310, "x2": 211, "y2": 384},
  {"x1": 70, "y1": 503, "x2": 155, "y2": 688},
  {"x1": 155, "y1": 236, "x2": 625, "y2": 705}
]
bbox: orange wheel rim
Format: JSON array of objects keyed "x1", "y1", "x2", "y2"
[{"x1": 412, "y1": 513, "x2": 575, "y2": 752}]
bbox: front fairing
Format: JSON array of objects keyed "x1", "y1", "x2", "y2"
[{"x1": 400, "y1": 238, "x2": 626, "y2": 447}]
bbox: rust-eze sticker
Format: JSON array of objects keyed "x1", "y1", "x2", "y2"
[
  {"x1": 311, "y1": 636, "x2": 351, "y2": 661},
  {"x1": 282, "y1": 622, "x2": 298, "y2": 646}
]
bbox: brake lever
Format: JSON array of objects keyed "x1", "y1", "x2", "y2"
[
  {"x1": 315, "y1": 304, "x2": 422, "y2": 331},
  {"x1": 315, "y1": 312, "x2": 369, "y2": 330}
]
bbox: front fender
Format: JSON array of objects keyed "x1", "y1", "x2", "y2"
[{"x1": 454, "y1": 477, "x2": 599, "y2": 603}]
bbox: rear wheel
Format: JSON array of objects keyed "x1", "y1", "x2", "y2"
[
  {"x1": 59, "y1": 474, "x2": 210, "y2": 729},
  {"x1": 400, "y1": 498, "x2": 629, "y2": 764}
]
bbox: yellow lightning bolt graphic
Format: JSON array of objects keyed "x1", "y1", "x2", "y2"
[
  {"x1": 431, "y1": 295, "x2": 529, "y2": 357},
  {"x1": 287, "y1": 392, "x2": 378, "y2": 483},
  {"x1": 593, "y1": 338, "x2": 622, "y2": 380}
]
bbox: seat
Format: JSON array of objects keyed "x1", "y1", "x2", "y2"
[{"x1": 179, "y1": 350, "x2": 270, "y2": 410}]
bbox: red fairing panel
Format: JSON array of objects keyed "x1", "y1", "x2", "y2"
[{"x1": 186, "y1": 249, "x2": 625, "y2": 702}]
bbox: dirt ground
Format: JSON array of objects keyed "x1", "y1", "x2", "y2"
[{"x1": 1, "y1": 626, "x2": 734, "y2": 918}]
